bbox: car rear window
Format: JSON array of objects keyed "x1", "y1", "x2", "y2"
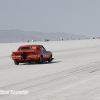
[{"x1": 19, "y1": 47, "x2": 36, "y2": 50}]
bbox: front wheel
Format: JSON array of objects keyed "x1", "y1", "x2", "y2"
[
  {"x1": 48, "y1": 55, "x2": 52, "y2": 63},
  {"x1": 38, "y1": 56, "x2": 43, "y2": 64},
  {"x1": 14, "y1": 61, "x2": 19, "y2": 65}
]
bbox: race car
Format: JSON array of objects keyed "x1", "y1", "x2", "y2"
[{"x1": 11, "y1": 45, "x2": 54, "y2": 65}]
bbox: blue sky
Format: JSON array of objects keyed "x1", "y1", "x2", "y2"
[{"x1": 0, "y1": 0, "x2": 100, "y2": 37}]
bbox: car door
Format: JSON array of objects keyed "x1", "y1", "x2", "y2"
[{"x1": 40, "y1": 46, "x2": 48, "y2": 61}]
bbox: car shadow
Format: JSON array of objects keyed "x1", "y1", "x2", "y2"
[
  {"x1": 43, "y1": 61, "x2": 61, "y2": 64},
  {"x1": 20, "y1": 61, "x2": 61, "y2": 65}
]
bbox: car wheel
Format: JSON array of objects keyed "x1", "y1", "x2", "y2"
[
  {"x1": 14, "y1": 61, "x2": 19, "y2": 65},
  {"x1": 38, "y1": 56, "x2": 42, "y2": 64},
  {"x1": 48, "y1": 55, "x2": 52, "y2": 63}
]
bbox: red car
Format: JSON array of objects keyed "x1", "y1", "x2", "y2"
[{"x1": 11, "y1": 45, "x2": 54, "y2": 65}]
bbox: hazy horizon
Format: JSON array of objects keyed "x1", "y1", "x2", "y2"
[{"x1": 0, "y1": 0, "x2": 100, "y2": 38}]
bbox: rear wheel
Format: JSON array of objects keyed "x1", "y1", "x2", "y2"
[
  {"x1": 38, "y1": 56, "x2": 42, "y2": 64},
  {"x1": 14, "y1": 61, "x2": 19, "y2": 65}
]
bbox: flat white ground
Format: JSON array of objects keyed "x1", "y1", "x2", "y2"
[{"x1": 0, "y1": 39, "x2": 100, "y2": 100}]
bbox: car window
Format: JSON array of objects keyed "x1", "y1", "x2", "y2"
[
  {"x1": 41, "y1": 46, "x2": 46, "y2": 51},
  {"x1": 19, "y1": 47, "x2": 36, "y2": 50}
]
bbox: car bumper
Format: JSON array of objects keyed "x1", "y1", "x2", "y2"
[{"x1": 11, "y1": 55, "x2": 40, "y2": 61}]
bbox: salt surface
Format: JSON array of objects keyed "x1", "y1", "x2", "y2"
[{"x1": 0, "y1": 39, "x2": 100, "y2": 100}]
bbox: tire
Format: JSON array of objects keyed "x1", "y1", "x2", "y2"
[
  {"x1": 48, "y1": 55, "x2": 52, "y2": 63},
  {"x1": 38, "y1": 56, "x2": 42, "y2": 64},
  {"x1": 14, "y1": 61, "x2": 19, "y2": 65}
]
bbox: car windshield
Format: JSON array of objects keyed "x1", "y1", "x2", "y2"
[{"x1": 19, "y1": 47, "x2": 36, "y2": 50}]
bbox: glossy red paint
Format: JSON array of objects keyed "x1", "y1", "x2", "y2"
[{"x1": 11, "y1": 45, "x2": 54, "y2": 65}]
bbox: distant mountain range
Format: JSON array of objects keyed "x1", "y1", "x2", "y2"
[{"x1": 0, "y1": 30, "x2": 87, "y2": 43}]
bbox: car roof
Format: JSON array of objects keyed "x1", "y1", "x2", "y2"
[{"x1": 19, "y1": 45, "x2": 42, "y2": 47}]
